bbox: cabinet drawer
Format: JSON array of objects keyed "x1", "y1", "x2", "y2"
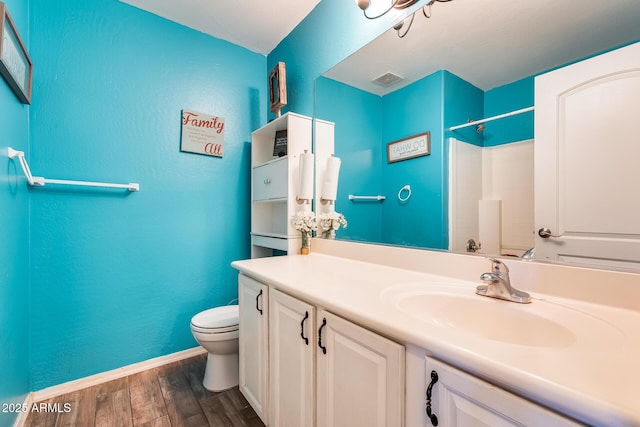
[{"x1": 253, "y1": 160, "x2": 287, "y2": 201}]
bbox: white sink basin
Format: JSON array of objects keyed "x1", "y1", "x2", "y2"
[{"x1": 381, "y1": 283, "x2": 624, "y2": 349}]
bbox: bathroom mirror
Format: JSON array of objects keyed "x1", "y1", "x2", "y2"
[{"x1": 314, "y1": 0, "x2": 640, "y2": 269}]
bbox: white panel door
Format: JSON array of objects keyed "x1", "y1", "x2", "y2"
[
  {"x1": 238, "y1": 274, "x2": 269, "y2": 424},
  {"x1": 316, "y1": 310, "x2": 404, "y2": 427},
  {"x1": 535, "y1": 41, "x2": 640, "y2": 270},
  {"x1": 269, "y1": 289, "x2": 315, "y2": 427}
]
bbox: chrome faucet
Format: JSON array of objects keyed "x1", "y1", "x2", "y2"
[
  {"x1": 476, "y1": 259, "x2": 532, "y2": 304},
  {"x1": 521, "y1": 247, "x2": 536, "y2": 261}
]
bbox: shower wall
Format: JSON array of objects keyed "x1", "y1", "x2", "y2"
[{"x1": 449, "y1": 139, "x2": 534, "y2": 256}]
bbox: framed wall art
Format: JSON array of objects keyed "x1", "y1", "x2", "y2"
[
  {"x1": 386, "y1": 132, "x2": 431, "y2": 163},
  {"x1": 269, "y1": 61, "x2": 287, "y2": 117},
  {"x1": 0, "y1": 2, "x2": 32, "y2": 104},
  {"x1": 181, "y1": 109, "x2": 225, "y2": 158}
]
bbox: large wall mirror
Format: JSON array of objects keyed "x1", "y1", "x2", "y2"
[{"x1": 314, "y1": 0, "x2": 640, "y2": 271}]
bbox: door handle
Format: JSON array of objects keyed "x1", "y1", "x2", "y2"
[
  {"x1": 256, "y1": 289, "x2": 263, "y2": 315},
  {"x1": 538, "y1": 228, "x2": 561, "y2": 238},
  {"x1": 426, "y1": 370, "x2": 439, "y2": 426},
  {"x1": 318, "y1": 317, "x2": 327, "y2": 354},
  {"x1": 300, "y1": 311, "x2": 309, "y2": 345}
]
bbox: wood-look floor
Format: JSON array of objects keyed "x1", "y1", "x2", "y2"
[{"x1": 25, "y1": 353, "x2": 264, "y2": 427}]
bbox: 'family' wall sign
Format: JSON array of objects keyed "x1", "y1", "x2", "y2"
[{"x1": 180, "y1": 109, "x2": 225, "y2": 158}]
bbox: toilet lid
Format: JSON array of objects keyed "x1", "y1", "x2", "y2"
[{"x1": 191, "y1": 305, "x2": 239, "y2": 330}]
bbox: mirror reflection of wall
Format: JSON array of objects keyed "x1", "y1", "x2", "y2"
[{"x1": 316, "y1": 69, "x2": 534, "y2": 253}]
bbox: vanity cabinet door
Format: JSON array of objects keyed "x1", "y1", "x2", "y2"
[
  {"x1": 316, "y1": 310, "x2": 405, "y2": 427},
  {"x1": 269, "y1": 289, "x2": 315, "y2": 427},
  {"x1": 238, "y1": 274, "x2": 269, "y2": 424},
  {"x1": 425, "y1": 357, "x2": 581, "y2": 427}
]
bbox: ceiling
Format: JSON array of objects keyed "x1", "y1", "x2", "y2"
[
  {"x1": 119, "y1": 0, "x2": 320, "y2": 55},
  {"x1": 324, "y1": 0, "x2": 640, "y2": 95}
]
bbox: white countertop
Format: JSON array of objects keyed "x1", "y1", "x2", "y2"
[{"x1": 232, "y1": 253, "x2": 640, "y2": 427}]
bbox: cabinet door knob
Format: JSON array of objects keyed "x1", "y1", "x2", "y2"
[
  {"x1": 426, "y1": 370, "x2": 439, "y2": 426},
  {"x1": 318, "y1": 317, "x2": 327, "y2": 354},
  {"x1": 300, "y1": 311, "x2": 309, "y2": 345},
  {"x1": 263, "y1": 178, "x2": 271, "y2": 184}
]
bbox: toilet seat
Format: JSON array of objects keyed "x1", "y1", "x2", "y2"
[{"x1": 190, "y1": 305, "x2": 239, "y2": 334}]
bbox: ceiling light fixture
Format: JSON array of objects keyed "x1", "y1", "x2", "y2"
[
  {"x1": 394, "y1": 0, "x2": 452, "y2": 38},
  {"x1": 356, "y1": 0, "x2": 419, "y2": 20},
  {"x1": 356, "y1": 0, "x2": 453, "y2": 38}
]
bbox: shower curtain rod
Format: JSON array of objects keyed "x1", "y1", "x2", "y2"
[
  {"x1": 7, "y1": 147, "x2": 140, "y2": 192},
  {"x1": 449, "y1": 106, "x2": 534, "y2": 131}
]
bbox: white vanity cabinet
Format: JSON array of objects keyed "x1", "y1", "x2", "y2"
[
  {"x1": 238, "y1": 274, "x2": 269, "y2": 424},
  {"x1": 250, "y1": 112, "x2": 312, "y2": 258},
  {"x1": 239, "y1": 275, "x2": 405, "y2": 427},
  {"x1": 424, "y1": 357, "x2": 581, "y2": 427}
]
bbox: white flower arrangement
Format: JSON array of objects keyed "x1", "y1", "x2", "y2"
[
  {"x1": 290, "y1": 211, "x2": 317, "y2": 234},
  {"x1": 318, "y1": 211, "x2": 347, "y2": 239}
]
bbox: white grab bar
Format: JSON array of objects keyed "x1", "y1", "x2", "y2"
[
  {"x1": 348, "y1": 194, "x2": 385, "y2": 202},
  {"x1": 7, "y1": 147, "x2": 140, "y2": 192}
]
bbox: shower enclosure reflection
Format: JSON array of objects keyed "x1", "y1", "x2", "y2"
[{"x1": 449, "y1": 138, "x2": 534, "y2": 257}]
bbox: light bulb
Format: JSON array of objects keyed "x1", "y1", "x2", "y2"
[{"x1": 356, "y1": 0, "x2": 371, "y2": 10}]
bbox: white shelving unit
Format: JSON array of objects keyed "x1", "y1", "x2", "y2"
[{"x1": 251, "y1": 112, "x2": 312, "y2": 257}]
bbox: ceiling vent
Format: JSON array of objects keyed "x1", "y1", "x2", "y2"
[{"x1": 372, "y1": 72, "x2": 403, "y2": 87}]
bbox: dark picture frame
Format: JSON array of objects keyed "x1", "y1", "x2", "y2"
[
  {"x1": 0, "y1": 2, "x2": 32, "y2": 104},
  {"x1": 269, "y1": 61, "x2": 287, "y2": 116},
  {"x1": 273, "y1": 129, "x2": 288, "y2": 158}
]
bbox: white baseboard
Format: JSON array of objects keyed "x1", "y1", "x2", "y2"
[
  {"x1": 31, "y1": 346, "x2": 206, "y2": 403},
  {"x1": 12, "y1": 393, "x2": 33, "y2": 427}
]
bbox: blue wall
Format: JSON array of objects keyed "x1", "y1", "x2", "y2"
[
  {"x1": 315, "y1": 77, "x2": 383, "y2": 243},
  {"x1": 315, "y1": 70, "x2": 484, "y2": 249},
  {"x1": 443, "y1": 71, "x2": 484, "y2": 146},
  {"x1": 27, "y1": 0, "x2": 265, "y2": 390},
  {"x1": 483, "y1": 77, "x2": 535, "y2": 146},
  {"x1": 0, "y1": 0, "x2": 31, "y2": 424},
  {"x1": 380, "y1": 72, "x2": 447, "y2": 248}
]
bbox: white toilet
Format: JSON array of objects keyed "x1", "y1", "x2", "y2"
[{"x1": 190, "y1": 304, "x2": 239, "y2": 392}]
